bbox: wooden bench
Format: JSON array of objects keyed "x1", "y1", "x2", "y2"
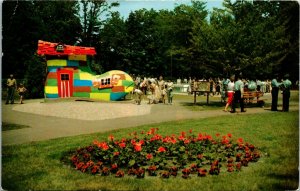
[{"x1": 243, "y1": 91, "x2": 265, "y2": 107}]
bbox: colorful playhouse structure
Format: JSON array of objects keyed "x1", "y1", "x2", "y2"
[{"x1": 37, "y1": 40, "x2": 134, "y2": 101}]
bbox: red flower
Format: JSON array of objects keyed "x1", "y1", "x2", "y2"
[
  {"x1": 101, "y1": 142, "x2": 109, "y2": 150},
  {"x1": 206, "y1": 135, "x2": 213, "y2": 140},
  {"x1": 108, "y1": 134, "x2": 114, "y2": 141},
  {"x1": 227, "y1": 133, "x2": 232, "y2": 138},
  {"x1": 131, "y1": 139, "x2": 136, "y2": 145},
  {"x1": 189, "y1": 129, "x2": 193, "y2": 133},
  {"x1": 236, "y1": 162, "x2": 242, "y2": 170},
  {"x1": 181, "y1": 131, "x2": 186, "y2": 137},
  {"x1": 119, "y1": 142, "x2": 126, "y2": 148},
  {"x1": 216, "y1": 133, "x2": 220, "y2": 137},
  {"x1": 157, "y1": 146, "x2": 166, "y2": 153},
  {"x1": 148, "y1": 165, "x2": 157, "y2": 171},
  {"x1": 237, "y1": 138, "x2": 244, "y2": 143},
  {"x1": 146, "y1": 153, "x2": 153, "y2": 160},
  {"x1": 197, "y1": 154, "x2": 203, "y2": 159},
  {"x1": 115, "y1": 170, "x2": 124, "y2": 177},
  {"x1": 76, "y1": 162, "x2": 84, "y2": 170},
  {"x1": 197, "y1": 168, "x2": 207, "y2": 177},
  {"x1": 113, "y1": 152, "x2": 120, "y2": 156},
  {"x1": 160, "y1": 171, "x2": 170, "y2": 178},
  {"x1": 134, "y1": 143, "x2": 142, "y2": 152},
  {"x1": 139, "y1": 140, "x2": 145, "y2": 145},
  {"x1": 171, "y1": 138, "x2": 177, "y2": 144},
  {"x1": 101, "y1": 167, "x2": 110, "y2": 176},
  {"x1": 221, "y1": 138, "x2": 230, "y2": 145},
  {"x1": 111, "y1": 163, "x2": 118, "y2": 170},
  {"x1": 91, "y1": 165, "x2": 100, "y2": 174},
  {"x1": 178, "y1": 135, "x2": 185, "y2": 141},
  {"x1": 170, "y1": 166, "x2": 178, "y2": 172},
  {"x1": 184, "y1": 139, "x2": 190, "y2": 144},
  {"x1": 182, "y1": 168, "x2": 191, "y2": 175},
  {"x1": 227, "y1": 167, "x2": 234, "y2": 172}
]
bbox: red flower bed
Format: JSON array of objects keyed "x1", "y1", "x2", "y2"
[{"x1": 62, "y1": 128, "x2": 261, "y2": 179}]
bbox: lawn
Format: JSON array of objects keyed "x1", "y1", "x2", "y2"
[{"x1": 2, "y1": 110, "x2": 299, "y2": 191}]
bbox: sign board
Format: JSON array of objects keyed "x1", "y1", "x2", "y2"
[{"x1": 192, "y1": 82, "x2": 210, "y2": 91}]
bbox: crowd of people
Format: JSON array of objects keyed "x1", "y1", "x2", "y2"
[
  {"x1": 130, "y1": 73, "x2": 294, "y2": 112},
  {"x1": 212, "y1": 74, "x2": 292, "y2": 113},
  {"x1": 131, "y1": 75, "x2": 174, "y2": 105}
]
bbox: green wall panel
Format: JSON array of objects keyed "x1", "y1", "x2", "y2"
[
  {"x1": 122, "y1": 80, "x2": 135, "y2": 87},
  {"x1": 73, "y1": 73, "x2": 80, "y2": 79},
  {"x1": 73, "y1": 92, "x2": 90, "y2": 97},
  {"x1": 46, "y1": 79, "x2": 58, "y2": 86}
]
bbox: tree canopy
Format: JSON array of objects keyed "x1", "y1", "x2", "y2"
[{"x1": 2, "y1": 0, "x2": 299, "y2": 91}]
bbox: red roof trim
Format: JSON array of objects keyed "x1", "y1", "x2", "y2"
[{"x1": 37, "y1": 40, "x2": 97, "y2": 56}]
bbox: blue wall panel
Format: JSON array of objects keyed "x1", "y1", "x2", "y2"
[
  {"x1": 110, "y1": 92, "x2": 127, "y2": 101},
  {"x1": 74, "y1": 79, "x2": 93, "y2": 87}
]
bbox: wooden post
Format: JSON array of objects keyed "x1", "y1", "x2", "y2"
[
  {"x1": 194, "y1": 91, "x2": 196, "y2": 104},
  {"x1": 206, "y1": 91, "x2": 209, "y2": 104}
]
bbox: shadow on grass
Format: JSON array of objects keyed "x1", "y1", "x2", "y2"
[
  {"x1": 181, "y1": 100, "x2": 274, "y2": 111},
  {"x1": 267, "y1": 170, "x2": 299, "y2": 190},
  {"x1": 2, "y1": 122, "x2": 31, "y2": 131},
  {"x1": 180, "y1": 101, "x2": 225, "y2": 111}
]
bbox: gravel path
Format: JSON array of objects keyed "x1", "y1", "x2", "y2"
[{"x1": 12, "y1": 101, "x2": 151, "y2": 121}]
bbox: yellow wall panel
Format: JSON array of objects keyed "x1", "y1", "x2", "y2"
[
  {"x1": 45, "y1": 86, "x2": 58, "y2": 94},
  {"x1": 79, "y1": 72, "x2": 95, "y2": 80},
  {"x1": 68, "y1": 55, "x2": 87, "y2": 61},
  {"x1": 90, "y1": 93, "x2": 110, "y2": 101},
  {"x1": 125, "y1": 86, "x2": 134, "y2": 93},
  {"x1": 47, "y1": 60, "x2": 67, "y2": 66}
]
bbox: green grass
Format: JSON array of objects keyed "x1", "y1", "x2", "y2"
[
  {"x1": 2, "y1": 111, "x2": 299, "y2": 191},
  {"x1": 2, "y1": 122, "x2": 31, "y2": 131}
]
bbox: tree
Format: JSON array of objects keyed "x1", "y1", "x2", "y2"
[
  {"x1": 24, "y1": 54, "x2": 47, "y2": 98},
  {"x1": 79, "y1": 0, "x2": 119, "y2": 47},
  {"x1": 98, "y1": 12, "x2": 127, "y2": 73}
]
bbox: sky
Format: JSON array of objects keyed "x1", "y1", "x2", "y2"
[{"x1": 109, "y1": 0, "x2": 224, "y2": 19}]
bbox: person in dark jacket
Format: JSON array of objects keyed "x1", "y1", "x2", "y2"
[{"x1": 271, "y1": 75, "x2": 281, "y2": 111}]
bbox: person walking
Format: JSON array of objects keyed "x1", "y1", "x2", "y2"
[
  {"x1": 221, "y1": 77, "x2": 230, "y2": 103},
  {"x1": 281, "y1": 74, "x2": 292, "y2": 112},
  {"x1": 166, "y1": 80, "x2": 174, "y2": 105},
  {"x1": 223, "y1": 76, "x2": 235, "y2": 112},
  {"x1": 271, "y1": 76, "x2": 281, "y2": 111},
  {"x1": 231, "y1": 74, "x2": 246, "y2": 113},
  {"x1": 158, "y1": 76, "x2": 165, "y2": 102},
  {"x1": 5, "y1": 74, "x2": 17, "y2": 104}
]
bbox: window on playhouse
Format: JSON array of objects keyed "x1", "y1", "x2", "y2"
[
  {"x1": 61, "y1": 74, "x2": 69, "y2": 81},
  {"x1": 93, "y1": 77, "x2": 113, "y2": 89},
  {"x1": 101, "y1": 78, "x2": 111, "y2": 85}
]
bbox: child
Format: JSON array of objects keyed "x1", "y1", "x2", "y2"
[
  {"x1": 169, "y1": 88, "x2": 174, "y2": 104},
  {"x1": 17, "y1": 83, "x2": 27, "y2": 104},
  {"x1": 134, "y1": 88, "x2": 143, "y2": 105}
]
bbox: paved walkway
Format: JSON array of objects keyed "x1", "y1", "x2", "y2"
[{"x1": 2, "y1": 94, "x2": 299, "y2": 145}]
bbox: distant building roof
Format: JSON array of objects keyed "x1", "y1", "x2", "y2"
[{"x1": 37, "y1": 40, "x2": 96, "y2": 56}]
